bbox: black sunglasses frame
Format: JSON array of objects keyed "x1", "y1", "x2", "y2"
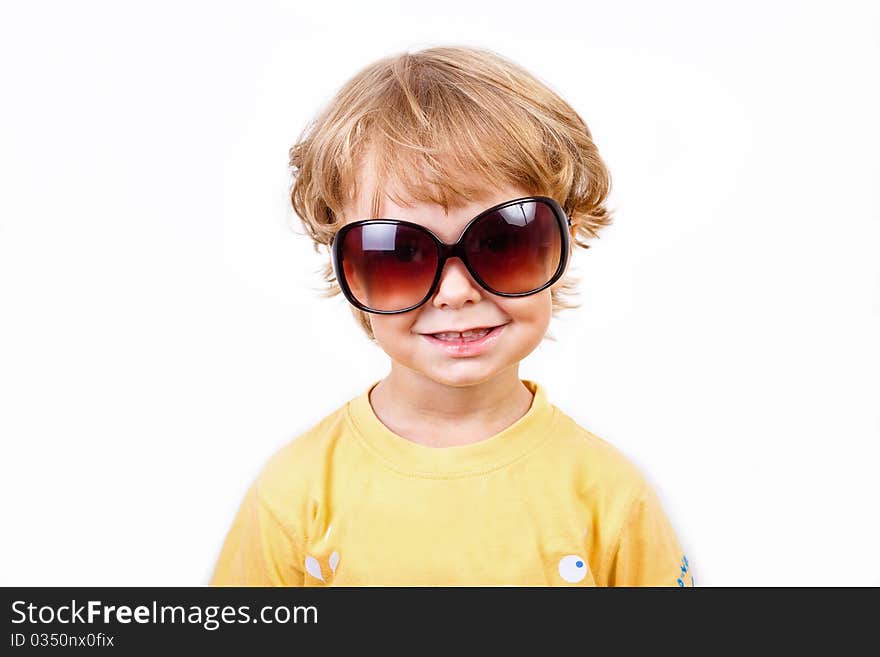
[{"x1": 329, "y1": 195, "x2": 574, "y2": 315}]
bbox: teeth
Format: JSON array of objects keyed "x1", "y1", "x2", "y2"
[
  {"x1": 432, "y1": 328, "x2": 492, "y2": 341},
  {"x1": 461, "y1": 328, "x2": 491, "y2": 338}
]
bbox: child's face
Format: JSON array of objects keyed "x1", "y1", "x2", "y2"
[{"x1": 340, "y1": 180, "x2": 555, "y2": 389}]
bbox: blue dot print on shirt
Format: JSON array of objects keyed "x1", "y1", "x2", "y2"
[{"x1": 558, "y1": 555, "x2": 588, "y2": 583}]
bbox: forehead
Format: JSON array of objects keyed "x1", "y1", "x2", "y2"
[{"x1": 343, "y1": 165, "x2": 531, "y2": 242}]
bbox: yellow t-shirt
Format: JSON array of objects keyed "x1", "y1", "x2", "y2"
[{"x1": 210, "y1": 379, "x2": 694, "y2": 587}]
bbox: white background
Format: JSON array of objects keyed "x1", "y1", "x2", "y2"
[{"x1": 1, "y1": 0, "x2": 877, "y2": 586}]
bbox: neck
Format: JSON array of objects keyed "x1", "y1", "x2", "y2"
[{"x1": 368, "y1": 364, "x2": 534, "y2": 448}]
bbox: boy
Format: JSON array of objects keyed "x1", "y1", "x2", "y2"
[{"x1": 210, "y1": 45, "x2": 694, "y2": 586}]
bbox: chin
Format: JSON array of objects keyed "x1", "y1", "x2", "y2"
[{"x1": 420, "y1": 364, "x2": 507, "y2": 388}]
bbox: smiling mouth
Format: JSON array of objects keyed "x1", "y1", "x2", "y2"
[
  {"x1": 418, "y1": 324, "x2": 510, "y2": 349},
  {"x1": 419, "y1": 323, "x2": 508, "y2": 339},
  {"x1": 419, "y1": 323, "x2": 507, "y2": 355}
]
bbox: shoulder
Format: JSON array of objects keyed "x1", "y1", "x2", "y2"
[
  {"x1": 252, "y1": 399, "x2": 352, "y2": 507},
  {"x1": 550, "y1": 407, "x2": 649, "y2": 487},
  {"x1": 543, "y1": 406, "x2": 656, "y2": 518},
  {"x1": 545, "y1": 408, "x2": 685, "y2": 583}
]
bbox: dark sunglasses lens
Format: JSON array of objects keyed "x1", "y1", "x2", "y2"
[
  {"x1": 340, "y1": 223, "x2": 438, "y2": 312},
  {"x1": 464, "y1": 200, "x2": 562, "y2": 294}
]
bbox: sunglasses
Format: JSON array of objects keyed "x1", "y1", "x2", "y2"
[{"x1": 330, "y1": 195, "x2": 572, "y2": 314}]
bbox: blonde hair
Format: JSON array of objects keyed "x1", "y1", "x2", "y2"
[{"x1": 288, "y1": 45, "x2": 613, "y2": 342}]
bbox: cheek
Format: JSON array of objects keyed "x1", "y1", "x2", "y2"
[
  {"x1": 502, "y1": 293, "x2": 552, "y2": 328},
  {"x1": 370, "y1": 315, "x2": 418, "y2": 348}
]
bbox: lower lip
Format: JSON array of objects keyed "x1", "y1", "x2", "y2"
[{"x1": 420, "y1": 324, "x2": 507, "y2": 357}]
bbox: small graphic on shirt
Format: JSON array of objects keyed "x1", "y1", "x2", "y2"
[
  {"x1": 305, "y1": 550, "x2": 340, "y2": 583},
  {"x1": 676, "y1": 554, "x2": 694, "y2": 587},
  {"x1": 305, "y1": 523, "x2": 340, "y2": 583},
  {"x1": 558, "y1": 554, "x2": 588, "y2": 583}
]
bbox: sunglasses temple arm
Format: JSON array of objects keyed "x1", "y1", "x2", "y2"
[{"x1": 564, "y1": 215, "x2": 590, "y2": 249}]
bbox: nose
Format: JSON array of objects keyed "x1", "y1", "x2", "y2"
[{"x1": 430, "y1": 257, "x2": 484, "y2": 309}]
